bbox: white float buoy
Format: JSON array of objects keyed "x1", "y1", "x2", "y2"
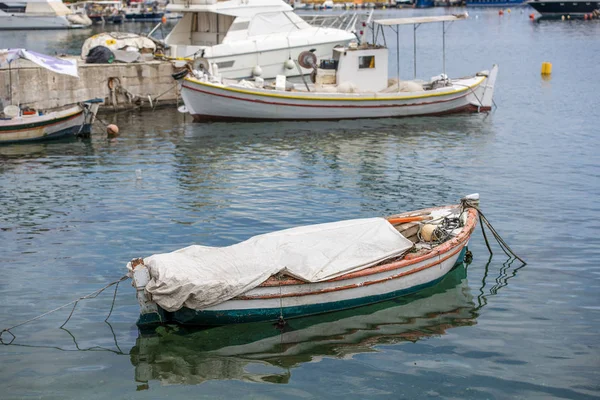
[
  {"x1": 284, "y1": 58, "x2": 295, "y2": 70},
  {"x1": 252, "y1": 65, "x2": 263, "y2": 77}
]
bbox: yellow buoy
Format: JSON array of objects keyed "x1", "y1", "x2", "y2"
[{"x1": 541, "y1": 62, "x2": 552, "y2": 75}]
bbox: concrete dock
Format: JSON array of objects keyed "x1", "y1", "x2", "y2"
[{"x1": 0, "y1": 59, "x2": 180, "y2": 112}]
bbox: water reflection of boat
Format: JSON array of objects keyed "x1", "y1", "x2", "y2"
[{"x1": 130, "y1": 264, "x2": 477, "y2": 386}]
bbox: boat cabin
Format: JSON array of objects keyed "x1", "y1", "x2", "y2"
[
  {"x1": 165, "y1": 0, "x2": 294, "y2": 58},
  {"x1": 316, "y1": 44, "x2": 388, "y2": 92}
]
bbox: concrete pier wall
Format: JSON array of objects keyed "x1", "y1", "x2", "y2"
[{"x1": 0, "y1": 59, "x2": 179, "y2": 111}]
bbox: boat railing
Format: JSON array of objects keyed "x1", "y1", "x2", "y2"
[{"x1": 300, "y1": 11, "x2": 370, "y2": 32}]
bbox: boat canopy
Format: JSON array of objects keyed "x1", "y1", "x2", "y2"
[
  {"x1": 370, "y1": 13, "x2": 468, "y2": 80},
  {"x1": 131, "y1": 218, "x2": 414, "y2": 311},
  {"x1": 374, "y1": 14, "x2": 468, "y2": 26}
]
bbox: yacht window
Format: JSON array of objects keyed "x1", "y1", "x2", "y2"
[
  {"x1": 216, "y1": 60, "x2": 235, "y2": 69},
  {"x1": 229, "y1": 21, "x2": 249, "y2": 31},
  {"x1": 359, "y1": 56, "x2": 375, "y2": 69}
]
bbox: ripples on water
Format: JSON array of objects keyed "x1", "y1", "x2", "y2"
[{"x1": 1, "y1": 8, "x2": 600, "y2": 400}]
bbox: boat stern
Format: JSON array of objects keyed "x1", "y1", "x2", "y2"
[{"x1": 472, "y1": 64, "x2": 499, "y2": 111}]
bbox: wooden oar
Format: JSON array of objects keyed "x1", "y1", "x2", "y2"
[{"x1": 387, "y1": 215, "x2": 431, "y2": 225}]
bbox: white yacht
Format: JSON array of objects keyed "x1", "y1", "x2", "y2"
[
  {"x1": 0, "y1": 0, "x2": 92, "y2": 29},
  {"x1": 164, "y1": 0, "x2": 358, "y2": 79}
]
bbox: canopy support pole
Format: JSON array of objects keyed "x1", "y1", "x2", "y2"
[
  {"x1": 8, "y1": 61, "x2": 12, "y2": 106},
  {"x1": 392, "y1": 26, "x2": 399, "y2": 91},
  {"x1": 442, "y1": 21, "x2": 446, "y2": 77},
  {"x1": 413, "y1": 23, "x2": 421, "y2": 80}
]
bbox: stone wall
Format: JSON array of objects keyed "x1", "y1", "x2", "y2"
[{"x1": 0, "y1": 59, "x2": 179, "y2": 111}]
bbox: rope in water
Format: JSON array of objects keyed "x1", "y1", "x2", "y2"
[
  {"x1": 0, "y1": 275, "x2": 129, "y2": 345},
  {"x1": 462, "y1": 200, "x2": 526, "y2": 265}
]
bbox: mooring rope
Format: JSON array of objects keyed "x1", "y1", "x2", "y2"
[
  {"x1": 0, "y1": 275, "x2": 130, "y2": 345},
  {"x1": 462, "y1": 200, "x2": 526, "y2": 265}
]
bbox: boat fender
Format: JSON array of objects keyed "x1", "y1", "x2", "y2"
[
  {"x1": 252, "y1": 65, "x2": 263, "y2": 77},
  {"x1": 171, "y1": 68, "x2": 189, "y2": 81},
  {"x1": 284, "y1": 58, "x2": 295, "y2": 70}
]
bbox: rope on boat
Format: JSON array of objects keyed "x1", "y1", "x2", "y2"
[
  {"x1": 0, "y1": 275, "x2": 129, "y2": 346},
  {"x1": 461, "y1": 198, "x2": 526, "y2": 265}
]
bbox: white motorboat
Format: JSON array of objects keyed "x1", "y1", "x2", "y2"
[
  {"x1": 0, "y1": 0, "x2": 92, "y2": 29},
  {"x1": 164, "y1": 0, "x2": 360, "y2": 79},
  {"x1": 177, "y1": 14, "x2": 498, "y2": 122}
]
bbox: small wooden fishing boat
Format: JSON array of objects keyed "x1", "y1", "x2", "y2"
[
  {"x1": 1, "y1": 49, "x2": 100, "y2": 144},
  {"x1": 0, "y1": 102, "x2": 99, "y2": 144},
  {"x1": 177, "y1": 14, "x2": 498, "y2": 122},
  {"x1": 128, "y1": 194, "x2": 480, "y2": 328}
]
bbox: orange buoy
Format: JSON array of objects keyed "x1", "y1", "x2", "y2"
[
  {"x1": 499, "y1": 9, "x2": 504, "y2": 15},
  {"x1": 529, "y1": 13, "x2": 535, "y2": 19},
  {"x1": 161, "y1": 15, "x2": 167, "y2": 24},
  {"x1": 107, "y1": 124, "x2": 119, "y2": 135},
  {"x1": 584, "y1": 14, "x2": 588, "y2": 19}
]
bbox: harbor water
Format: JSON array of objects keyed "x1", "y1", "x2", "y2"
[{"x1": 1, "y1": 8, "x2": 600, "y2": 399}]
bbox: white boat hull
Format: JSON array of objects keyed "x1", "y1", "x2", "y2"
[
  {"x1": 181, "y1": 65, "x2": 498, "y2": 121},
  {"x1": 0, "y1": 13, "x2": 87, "y2": 29}
]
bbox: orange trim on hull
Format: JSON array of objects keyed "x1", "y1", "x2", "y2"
[{"x1": 238, "y1": 240, "x2": 468, "y2": 300}]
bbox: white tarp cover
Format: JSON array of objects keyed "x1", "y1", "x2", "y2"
[
  {"x1": 138, "y1": 217, "x2": 413, "y2": 311},
  {"x1": 0, "y1": 48, "x2": 79, "y2": 78},
  {"x1": 80, "y1": 32, "x2": 156, "y2": 59}
]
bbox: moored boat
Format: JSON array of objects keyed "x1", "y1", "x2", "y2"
[
  {"x1": 128, "y1": 194, "x2": 480, "y2": 328},
  {"x1": 466, "y1": 0, "x2": 527, "y2": 7},
  {"x1": 177, "y1": 14, "x2": 498, "y2": 122},
  {"x1": 0, "y1": 48, "x2": 99, "y2": 144},
  {"x1": 163, "y1": 0, "x2": 359, "y2": 80},
  {"x1": 0, "y1": 0, "x2": 92, "y2": 30},
  {"x1": 0, "y1": 103, "x2": 98, "y2": 144},
  {"x1": 527, "y1": 0, "x2": 599, "y2": 16}
]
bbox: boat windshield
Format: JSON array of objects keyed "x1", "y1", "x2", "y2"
[{"x1": 247, "y1": 11, "x2": 310, "y2": 36}]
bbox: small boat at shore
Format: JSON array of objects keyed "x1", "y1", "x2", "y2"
[
  {"x1": 128, "y1": 194, "x2": 480, "y2": 328},
  {"x1": 0, "y1": 48, "x2": 100, "y2": 144},
  {"x1": 0, "y1": 103, "x2": 99, "y2": 144},
  {"x1": 177, "y1": 14, "x2": 498, "y2": 122}
]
